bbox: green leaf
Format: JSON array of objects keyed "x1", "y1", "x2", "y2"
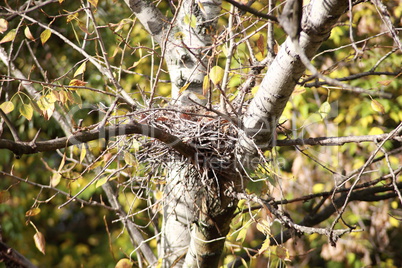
[
  {"x1": 40, "y1": 29, "x2": 51, "y2": 45},
  {"x1": 0, "y1": 101, "x2": 14, "y2": 113},
  {"x1": 209, "y1": 66, "x2": 224, "y2": 85},
  {"x1": 124, "y1": 151, "x2": 137, "y2": 166},
  {"x1": 318, "y1": 101, "x2": 331, "y2": 119},
  {"x1": 258, "y1": 238, "x2": 271, "y2": 255},
  {"x1": 183, "y1": 14, "x2": 197, "y2": 28},
  {"x1": 95, "y1": 176, "x2": 108, "y2": 188},
  {"x1": 0, "y1": 29, "x2": 16, "y2": 44},
  {"x1": 371, "y1": 99, "x2": 385, "y2": 114},
  {"x1": 20, "y1": 103, "x2": 34, "y2": 121}
]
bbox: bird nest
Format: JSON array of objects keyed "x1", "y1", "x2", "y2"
[{"x1": 136, "y1": 106, "x2": 240, "y2": 170}]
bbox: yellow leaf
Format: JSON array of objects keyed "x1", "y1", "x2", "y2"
[
  {"x1": 0, "y1": 190, "x2": 11, "y2": 203},
  {"x1": 0, "y1": 29, "x2": 16, "y2": 44},
  {"x1": 95, "y1": 176, "x2": 108, "y2": 188},
  {"x1": 50, "y1": 173, "x2": 61, "y2": 187},
  {"x1": 368, "y1": 126, "x2": 384, "y2": 135},
  {"x1": 20, "y1": 103, "x2": 34, "y2": 120},
  {"x1": 80, "y1": 143, "x2": 87, "y2": 163},
  {"x1": 371, "y1": 99, "x2": 385, "y2": 114},
  {"x1": 209, "y1": 66, "x2": 224, "y2": 85},
  {"x1": 69, "y1": 79, "x2": 87, "y2": 87},
  {"x1": 24, "y1": 26, "x2": 35, "y2": 41},
  {"x1": 318, "y1": 101, "x2": 331, "y2": 119},
  {"x1": 174, "y1": 32, "x2": 185, "y2": 40},
  {"x1": 88, "y1": 0, "x2": 98, "y2": 7},
  {"x1": 313, "y1": 183, "x2": 325, "y2": 194},
  {"x1": 377, "y1": 80, "x2": 391, "y2": 86},
  {"x1": 0, "y1": 101, "x2": 15, "y2": 113},
  {"x1": 67, "y1": 12, "x2": 79, "y2": 23},
  {"x1": 154, "y1": 190, "x2": 163, "y2": 200},
  {"x1": 34, "y1": 232, "x2": 46, "y2": 255},
  {"x1": 179, "y1": 83, "x2": 190, "y2": 93},
  {"x1": 258, "y1": 238, "x2": 271, "y2": 255},
  {"x1": 275, "y1": 246, "x2": 290, "y2": 261},
  {"x1": 0, "y1": 18, "x2": 8, "y2": 33},
  {"x1": 40, "y1": 29, "x2": 51, "y2": 45},
  {"x1": 26, "y1": 208, "x2": 41, "y2": 217},
  {"x1": 390, "y1": 216, "x2": 399, "y2": 228},
  {"x1": 74, "y1": 61, "x2": 87, "y2": 77},
  {"x1": 124, "y1": 152, "x2": 137, "y2": 166},
  {"x1": 115, "y1": 258, "x2": 133, "y2": 268},
  {"x1": 183, "y1": 14, "x2": 197, "y2": 28},
  {"x1": 251, "y1": 86, "x2": 259, "y2": 96},
  {"x1": 236, "y1": 227, "x2": 248, "y2": 242},
  {"x1": 293, "y1": 85, "x2": 306, "y2": 95},
  {"x1": 202, "y1": 75, "x2": 210, "y2": 95}
]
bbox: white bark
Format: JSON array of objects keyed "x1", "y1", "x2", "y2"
[{"x1": 240, "y1": 0, "x2": 349, "y2": 154}]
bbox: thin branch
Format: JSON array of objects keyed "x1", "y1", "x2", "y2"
[
  {"x1": 0, "y1": 121, "x2": 197, "y2": 159},
  {"x1": 223, "y1": 0, "x2": 278, "y2": 22},
  {"x1": 0, "y1": 171, "x2": 117, "y2": 211},
  {"x1": 275, "y1": 133, "x2": 402, "y2": 147}
]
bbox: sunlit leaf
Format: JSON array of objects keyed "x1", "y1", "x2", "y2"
[
  {"x1": 40, "y1": 29, "x2": 51, "y2": 45},
  {"x1": 318, "y1": 101, "x2": 331, "y2": 119},
  {"x1": 312, "y1": 183, "x2": 325, "y2": 194},
  {"x1": 377, "y1": 80, "x2": 391, "y2": 86},
  {"x1": 95, "y1": 176, "x2": 108, "y2": 188},
  {"x1": 258, "y1": 238, "x2": 271, "y2": 255},
  {"x1": 371, "y1": 99, "x2": 385, "y2": 114},
  {"x1": 0, "y1": 101, "x2": 15, "y2": 114},
  {"x1": 251, "y1": 86, "x2": 259, "y2": 96},
  {"x1": 74, "y1": 62, "x2": 87, "y2": 77},
  {"x1": 0, "y1": 190, "x2": 11, "y2": 203},
  {"x1": 20, "y1": 103, "x2": 34, "y2": 121},
  {"x1": 67, "y1": 12, "x2": 79, "y2": 23},
  {"x1": 368, "y1": 126, "x2": 384, "y2": 135},
  {"x1": 183, "y1": 14, "x2": 197, "y2": 29},
  {"x1": 236, "y1": 227, "x2": 248, "y2": 242},
  {"x1": 202, "y1": 75, "x2": 210, "y2": 95},
  {"x1": 24, "y1": 26, "x2": 35, "y2": 41},
  {"x1": 124, "y1": 151, "x2": 137, "y2": 166},
  {"x1": 0, "y1": 29, "x2": 16, "y2": 44},
  {"x1": 50, "y1": 173, "x2": 61, "y2": 187},
  {"x1": 26, "y1": 208, "x2": 41, "y2": 217},
  {"x1": 69, "y1": 79, "x2": 87, "y2": 88},
  {"x1": 34, "y1": 232, "x2": 46, "y2": 255},
  {"x1": 293, "y1": 85, "x2": 306, "y2": 95},
  {"x1": 209, "y1": 66, "x2": 224, "y2": 85},
  {"x1": 179, "y1": 83, "x2": 190, "y2": 93},
  {"x1": 0, "y1": 18, "x2": 8, "y2": 33},
  {"x1": 80, "y1": 143, "x2": 87, "y2": 163},
  {"x1": 115, "y1": 258, "x2": 133, "y2": 268},
  {"x1": 88, "y1": 0, "x2": 98, "y2": 7},
  {"x1": 174, "y1": 32, "x2": 185, "y2": 39}
]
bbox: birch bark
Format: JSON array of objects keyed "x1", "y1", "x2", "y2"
[{"x1": 123, "y1": 0, "x2": 350, "y2": 267}]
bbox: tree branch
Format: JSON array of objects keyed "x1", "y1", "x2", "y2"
[{"x1": 224, "y1": 0, "x2": 278, "y2": 22}]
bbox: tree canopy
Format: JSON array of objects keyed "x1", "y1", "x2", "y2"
[{"x1": 0, "y1": 0, "x2": 401, "y2": 267}]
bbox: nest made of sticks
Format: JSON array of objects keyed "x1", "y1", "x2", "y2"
[{"x1": 136, "y1": 106, "x2": 240, "y2": 168}]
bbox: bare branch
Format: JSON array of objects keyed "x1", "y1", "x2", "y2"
[
  {"x1": 224, "y1": 0, "x2": 279, "y2": 22},
  {"x1": 275, "y1": 133, "x2": 402, "y2": 147},
  {"x1": 0, "y1": 121, "x2": 197, "y2": 159}
]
